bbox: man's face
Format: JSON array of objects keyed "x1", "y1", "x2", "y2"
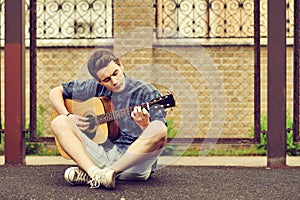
[{"x1": 96, "y1": 61, "x2": 126, "y2": 92}]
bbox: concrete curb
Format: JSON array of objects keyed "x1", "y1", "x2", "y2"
[{"x1": 1, "y1": 155, "x2": 300, "y2": 167}]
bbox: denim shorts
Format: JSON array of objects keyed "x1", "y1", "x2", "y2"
[{"x1": 78, "y1": 130, "x2": 157, "y2": 181}]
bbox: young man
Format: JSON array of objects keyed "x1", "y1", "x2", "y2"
[{"x1": 50, "y1": 49, "x2": 167, "y2": 189}]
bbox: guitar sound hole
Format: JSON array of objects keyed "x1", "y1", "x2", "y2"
[{"x1": 86, "y1": 114, "x2": 96, "y2": 130}]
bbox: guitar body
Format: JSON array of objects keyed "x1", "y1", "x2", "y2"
[{"x1": 52, "y1": 97, "x2": 119, "y2": 159}]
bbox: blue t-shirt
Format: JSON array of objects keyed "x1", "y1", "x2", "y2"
[{"x1": 61, "y1": 76, "x2": 167, "y2": 152}]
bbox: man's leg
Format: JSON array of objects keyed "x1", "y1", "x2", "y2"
[
  {"x1": 51, "y1": 115, "x2": 116, "y2": 189},
  {"x1": 110, "y1": 120, "x2": 167, "y2": 174},
  {"x1": 51, "y1": 115, "x2": 96, "y2": 172},
  {"x1": 116, "y1": 156, "x2": 157, "y2": 181}
]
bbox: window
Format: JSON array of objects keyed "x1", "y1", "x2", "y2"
[{"x1": 0, "y1": 0, "x2": 113, "y2": 46}]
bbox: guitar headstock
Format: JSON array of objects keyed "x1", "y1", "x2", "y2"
[{"x1": 149, "y1": 94, "x2": 176, "y2": 109}]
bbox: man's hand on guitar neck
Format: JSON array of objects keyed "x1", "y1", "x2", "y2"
[
  {"x1": 131, "y1": 106, "x2": 150, "y2": 131},
  {"x1": 67, "y1": 114, "x2": 90, "y2": 131}
]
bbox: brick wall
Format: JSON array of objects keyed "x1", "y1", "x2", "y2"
[
  {"x1": 0, "y1": 46, "x2": 295, "y2": 138},
  {"x1": 1, "y1": 45, "x2": 294, "y2": 139}
]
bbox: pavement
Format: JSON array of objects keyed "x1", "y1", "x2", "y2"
[{"x1": 1, "y1": 156, "x2": 300, "y2": 200}]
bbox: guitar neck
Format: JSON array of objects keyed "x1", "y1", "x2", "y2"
[
  {"x1": 95, "y1": 103, "x2": 149, "y2": 124},
  {"x1": 93, "y1": 94, "x2": 175, "y2": 125}
]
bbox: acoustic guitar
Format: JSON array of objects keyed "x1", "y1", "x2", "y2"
[{"x1": 52, "y1": 94, "x2": 176, "y2": 159}]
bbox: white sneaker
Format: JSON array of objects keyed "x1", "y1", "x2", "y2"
[
  {"x1": 64, "y1": 167, "x2": 91, "y2": 186},
  {"x1": 88, "y1": 167, "x2": 116, "y2": 189}
]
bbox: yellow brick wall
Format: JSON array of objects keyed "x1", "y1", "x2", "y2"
[
  {"x1": 0, "y1": 45, "x2": 295, "y2": 138},
  {"x1": 114, "y1": 0, "x2": 154, "y2": 34}
]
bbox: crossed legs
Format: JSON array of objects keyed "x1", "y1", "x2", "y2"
[{"x1": 51, "y1": 115, "x2": 167, "y2": 178}]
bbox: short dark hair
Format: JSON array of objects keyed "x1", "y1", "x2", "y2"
[{"x1": 88, "y1": 49, "x2": 120, "y2": 80}]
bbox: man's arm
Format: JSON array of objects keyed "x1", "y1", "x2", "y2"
[{"x1": 49, "y1": 86, "x2": 69, "y2": 116}]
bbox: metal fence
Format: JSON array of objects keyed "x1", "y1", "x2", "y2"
[
  {"x1": 0, "y1": 0, "x2": 298, "y2": 148},
  {"x1": 155, "y1": 0, "x2": 295, "y2": 40}
]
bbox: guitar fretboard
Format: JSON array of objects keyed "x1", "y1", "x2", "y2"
[{"x1": 95, "y1": 103, "x2": 149, "y2": 125}]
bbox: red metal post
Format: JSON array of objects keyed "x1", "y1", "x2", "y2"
[
  {"x1": 4, "y1": 0, "x2": 26, "y2": 165},
  {"x1": 267, "y1": 0, "x2": 287, "y2": 167}
]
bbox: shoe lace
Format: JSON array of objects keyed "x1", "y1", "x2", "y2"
[
  {"x1": 74, "y1": 169, "x2": 90, "y2": 185},
  {"x1": 88, "y1": 177, "x2": 101, "y2": 188}
]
